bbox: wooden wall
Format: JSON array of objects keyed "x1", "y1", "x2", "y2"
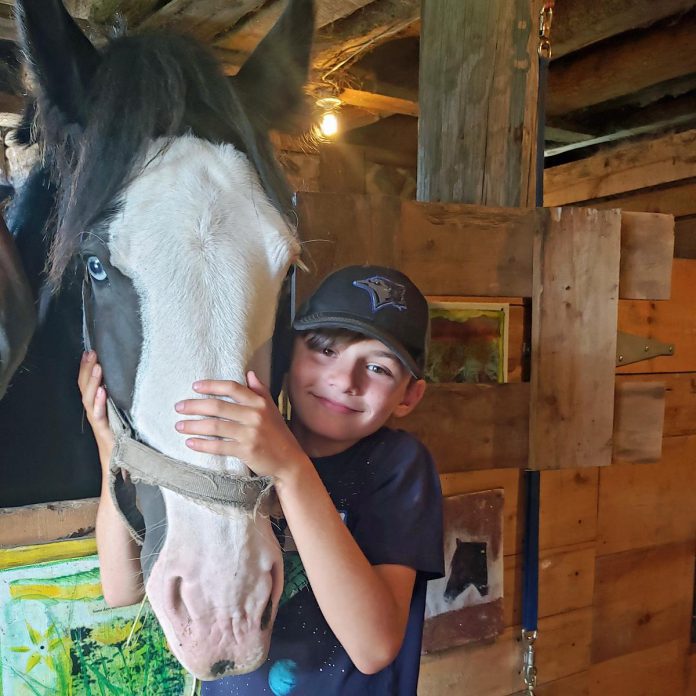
[{"x1": 278, "y1": 139, "x2": 696, "y2": 695}]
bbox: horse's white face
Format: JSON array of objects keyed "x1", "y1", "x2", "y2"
[{"x1": 107, "y1": 136, "x2": 298, "y2": 678}]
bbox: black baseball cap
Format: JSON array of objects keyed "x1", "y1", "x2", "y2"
[{"x1": 293, "y1": 265, "x2": 429, "y2": 378}]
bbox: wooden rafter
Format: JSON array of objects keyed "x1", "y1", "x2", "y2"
[
  {"x1": 552, "y1": 0, "x2": 696, "y2": 58},
  {"x1": 547, "y1": 11, "x2": 696, "y2": 117}
]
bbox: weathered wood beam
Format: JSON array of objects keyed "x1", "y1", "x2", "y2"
[
  {"x1": 547, "y1": 12, "x2": 696, "y2": 117},
  {"x1": 339, "y1": 85, "x2": 417, "y2": 117},
  {"x1": 544, "y1": 128, "x2": 696, "y2": 205},
  {"x1": 312, "y1": 0, "x2": 419, "y2": 77},
  {"x1": 418, "y1": 0, "x2": 540, "y2": 207},
  {"x1": 214, "y1": 0, "x2": 379, "y2": 53},
  {"x1": 552, "y1": 0, "x2": 696, "y2": 59},
  {"x1": 586, "y1": 181, "x2": 696, "y2": 218},
  {"x1": 140, "y1": 0, "x2": 265, "y2": 40}
]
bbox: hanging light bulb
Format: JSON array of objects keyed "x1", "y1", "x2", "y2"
[{"x1": 315, "y1": 96, "x2": 342, "y2": 139}]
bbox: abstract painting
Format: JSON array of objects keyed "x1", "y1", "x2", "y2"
[
  {"x1": 423, "y1": 489, "x2": 504, "y2": 653},
  {"x1": 426, "y1": 302, "x2": 509, "y2": 384},
  {"x1": 0, "y1": 539, "x2": 196, "y2": 695}
]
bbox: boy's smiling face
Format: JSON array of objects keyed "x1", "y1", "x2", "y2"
[{"x1": 287, "y1": 334, "x2": 426, "y2": 458}]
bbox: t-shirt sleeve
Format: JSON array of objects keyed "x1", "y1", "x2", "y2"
[{"x1": 351, "y1": 430, "x2": 444, "y2": 580}]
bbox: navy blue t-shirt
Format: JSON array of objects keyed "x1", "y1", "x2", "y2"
[{"x1": 202, "y1": 427, "x2": 444, "y2": 696}]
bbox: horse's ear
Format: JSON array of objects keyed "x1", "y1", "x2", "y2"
[
  {"x1": 15, "y1": 0, "x2": 100, "y2": 128},
  {"x1": 232, "y1": 0, "x2": 315, "y2": 133}
]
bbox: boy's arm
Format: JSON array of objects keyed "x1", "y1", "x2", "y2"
[
  {"x1": 276, "y1": 462, "x2": 416, "y2": 675},
  {"x1": 79, "y1": 352, "x2": 145, "y2": 607}
]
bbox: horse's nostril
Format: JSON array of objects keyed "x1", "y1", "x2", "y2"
[
  {"x1": 260, "y1": 596, "x2": 273, "y2": 630},
  {"x1": 211, "y1": 659, "x2": 235, "y2": 676}
]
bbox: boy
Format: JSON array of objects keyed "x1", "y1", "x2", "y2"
[{"x1": 79, "y1": 264, "x2": 443, "y2": 695}]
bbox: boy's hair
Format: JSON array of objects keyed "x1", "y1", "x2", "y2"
[{"x1": 293, "y1": 265, "x2": 429, "y2": 378}]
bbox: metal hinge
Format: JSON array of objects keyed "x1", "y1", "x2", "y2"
[{"x1": 616, "y1": 331, "x2": 675, "y2": 367}]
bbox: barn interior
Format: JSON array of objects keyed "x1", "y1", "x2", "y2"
[{"x1": 0, "y1": 1, "x2": 695, "y2": 694}]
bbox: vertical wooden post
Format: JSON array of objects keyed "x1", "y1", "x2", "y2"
[{"x1": 417, "y1": 0, "x2": 540, "y2": 206}]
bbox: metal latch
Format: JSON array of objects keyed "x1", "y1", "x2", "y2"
[{"x1": 616, "y1": 331, "x2": 674, "y2": 367}]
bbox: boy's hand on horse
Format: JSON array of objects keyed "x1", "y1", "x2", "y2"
[
  {"x1": 175, "y1": 371, "x2": 310, "y2": 481},
  {"x1": 77, "y1": 350, "x2": 114, "y2": 464}
]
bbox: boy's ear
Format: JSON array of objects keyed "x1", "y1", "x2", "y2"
[{"x1": 392, "y1": 379, "x2": 427, "y2": 419}]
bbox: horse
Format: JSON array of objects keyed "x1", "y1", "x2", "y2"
[{"x1": 10, "y1": 0, "x2": 315, "y2": 680}]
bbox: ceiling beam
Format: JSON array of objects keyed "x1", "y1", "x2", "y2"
[
  {"x1": 552, "y1": 0, "x2": 696, "y2": 58},
  {"x1": 214, "y1": 0, "x2": 379, "y2": 54},
  {"x1": 312, "y1": 0, "x2": 419, "y2": 77},
  {"x1": 339, "y1": 85, "x2": 417, "y2": 117},
  {"x1": 547, "y1": 12, "x2": 696, "y2": 117}
]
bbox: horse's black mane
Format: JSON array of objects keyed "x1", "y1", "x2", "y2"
[{"x1": 34, "y1": 31, "x2": 292, "y2": 287}]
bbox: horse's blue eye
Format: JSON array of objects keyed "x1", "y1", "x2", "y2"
[{"x1": 87, "y1": 255, "x2": 107, "y2": 282}]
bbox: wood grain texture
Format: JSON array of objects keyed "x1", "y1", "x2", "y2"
[
  {"x1": 529, "y1": 207, "x2": 621, "y2": 469},
  {"x1": 0, "y1": 499, "x2": 98, "y2": 547},
  {"x1": 612, "y1": 382, "x2": 665, "y2": 463},
  {"x1": 591, "y1": 541, "x2": 694, "y2": 663},
  {"x1": 536, "y1": 671, "x2": 590, "y2": 696},
  {"x1": 548, "y1": 12, "x2": 696, "y2": 116},
  {"x1": 598, "y1": 435, "x2": 696, "y2": 556},
  {"x1": 418, "y1": 608, "x2": 593, "y2": 695},
  {"x1": 544, "y1": 129, "x2": 696, "y2": 205},
  {"x1": 589, "y1": 640, "x2": 689, "y2": 696},
  {"x1": 675, "y1": 216, "x2": 696, "y2": 259},
  {"x1": 617, "y1": 258, "x2": 696, "y2": 374},
  {"x1": 552, "y1": 0, "x2": 696, "y2": 58},
  {"x1": 417, "y1": 0, "x2": 539, "y2": 206},
  {"x1": 585, "y1": 180, "x2": 696, "y2": 218},
  {"x1": 618, "y1": 211, "x2": 674, "y2": 300},
  {"x1": 399, "y1": 200, "x2": 541, "y2": 296}
]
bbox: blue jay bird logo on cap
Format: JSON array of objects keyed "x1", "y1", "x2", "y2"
[{"x1": 353, "y1": 276, "x2": 407, "y2": 312}]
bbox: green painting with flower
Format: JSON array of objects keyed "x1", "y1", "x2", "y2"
[{"x1": 0, "y1": 541, "x2": 196, "y2": 695}]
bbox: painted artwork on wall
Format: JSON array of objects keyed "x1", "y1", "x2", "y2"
[
  {"x1": 0, "y1": 539, "x2": 196, "y2": 695},
  {"x1": 422, "y1": 489, "x2": 505, "y2": 653},
  {"x1": 425, "y1": 302, "x2": 509, "y2": 384}
]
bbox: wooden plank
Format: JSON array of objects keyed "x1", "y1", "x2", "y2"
[
  {"x1": 547, "y1": 13, "x2": 696, "y2": 117},
  {"x1": 0, "y1": 499, "x2": 98, "y2": 547},
  {"x1": 395, "y1": 383, "x2": 530, "y2": 472},
  {"x1": 311, "y1": 0, "x2": 420, "y2": 75},
  {"x1": 399, "y1": 200, "x2": 541, "y2": 297},
  {"x1": 592, "y1": 541, "x2": 694, "y2": 663},
  {"x1": 589, "y1": 640, "x2": 689, "y2": 696},
  {"x1": 440, "y1": 467, "x2": 599, "y2": 558},
  {"x1": 536, "y1": 671, "x2": 589, "y2": 696},
  {"x1": 618, "y1": 373, "x2": 696, "y2": 439},
  {"x1": 317, "y1": 143, "x2": 366, "y2": 194},
  {"x1": 675, "y1": 216, "x2": 696, "y2": 259},
  {"x1": 586, "y1": 181, "x2": 696, "y2": 218},
  {"x1": 612, "y1": 382, "x2": 665, "y2": 464},
  {"x1": 294, "y1": 192, "x2": 399, "y2": 301},
  {"x1": 540, "y1": 469, "x2": 599, "y2": 550},
  {"x1": 687, "y1": 650, "x2": 696, "y2": 696},
  {"x1": 552, "y1": 0, "x2": 696, "y2": 59},
  {"x1": 296, "y1": 195, "x2": 672, "y2": 301},
  {"x1": 618, "y1": 258, "x2": 696, "y2": 374},
  {"x1": 544, "y1": 129, "x2": 696, "y2": 205},
  {"x1": 141, "y1": 0, "x2": 265, "y2": 38},
  {"x1": 418, "y1": 0, "x2": 539, "y2": 207},
  {"x1": 618, "y1": 211, "x2": 674, "y2": 300},
  {"x1": 504, "y1": 542, "x2": 596, "y2": 627},
  {"x1": 340, "y1": 86, "x2": 419, "y2": 117},
  {"x1": 598, "y1": 435, "x2": 696, "y2": 556},
  {"x1": 529, "y1": 207, "x2": 621, "y2": 469},
  {"x1": 419, "y1": 608, "x2": 593, "y2": 695},
  {"x1": 214, "y1": 0, "x2": 377, "y2": 53}
]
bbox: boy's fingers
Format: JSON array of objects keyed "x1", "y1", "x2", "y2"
[
  {"x1": 175, "y1": 397, "x2": 249, "y2": 420},
  {"x1": 175, "y1": 417, "x2": 242, "y2": 439},
  {"x1": 93, "y1": 386, "x2": 107, "y2": 420},
  {"x1": 185, "y1": 436, "x2": 239, "y2": 456},
  {"x1": 192, "y1": 379, "x2": 257, "y2": 402}
]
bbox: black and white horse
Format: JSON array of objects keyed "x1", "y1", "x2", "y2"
[{"x1": 5, "y1": 0, "x2": 314, "y2": 680}]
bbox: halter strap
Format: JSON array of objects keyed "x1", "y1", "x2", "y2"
[{"x1": 107, "y1": 399, "x2": 274, "y2": 509}]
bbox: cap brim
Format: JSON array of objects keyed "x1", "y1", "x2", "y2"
[{"x1": 293, "y1": 314, "x2": 423, "y2": 379}]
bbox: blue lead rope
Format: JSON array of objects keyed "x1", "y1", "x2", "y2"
[{"x1": 521, "y1": 12, "x2": 552, "y2": 691}]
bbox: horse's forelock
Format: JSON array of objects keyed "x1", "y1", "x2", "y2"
[{"x1": 39, "y1": 31, "x2": 292, "y2": 289}]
